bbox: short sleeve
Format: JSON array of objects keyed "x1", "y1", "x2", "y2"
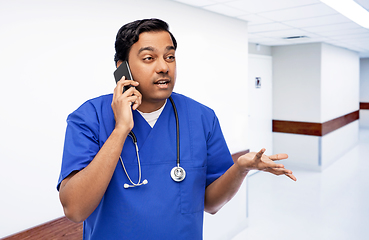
[
  {"x1": 57, "y1": 101, "x2": 100, "y2": 190},
  {"x1": 205, "y1": 115, "x2": 234, "y2": 187}
]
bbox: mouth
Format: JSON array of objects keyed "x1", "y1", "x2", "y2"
[{"x1": 154, "y1": 79, "x2": 171, "y2": 86}]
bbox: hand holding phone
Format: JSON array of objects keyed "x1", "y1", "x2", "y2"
[{"x1": 114, "y1": 61, "x2": 134, "y2": 93}]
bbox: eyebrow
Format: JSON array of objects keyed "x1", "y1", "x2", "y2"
[{"x1": 137, "y1": 45, "x2": 175, "y2": 55}]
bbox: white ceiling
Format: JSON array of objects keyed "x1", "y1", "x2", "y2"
[{"x1": 171, "y1": 0, "x2": 369, "y2": 58}]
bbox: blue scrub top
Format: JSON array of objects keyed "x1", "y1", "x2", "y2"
[{"x1": 58, "y1": 92, "x2": 234, "y2": 240}]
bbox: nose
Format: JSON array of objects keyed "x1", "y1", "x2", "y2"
[{"x1": 155, "y1": 58, "x2": 169, "y2": 74}]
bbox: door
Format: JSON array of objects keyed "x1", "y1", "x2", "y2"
[{"x1": 248, "y1": 54, "x2": 273, "y2": 155}]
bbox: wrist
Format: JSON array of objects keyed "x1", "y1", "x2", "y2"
[
  {"x1": 113, "y1": 125, "x2": 131, "y2": 137},
  {"x1": 234, "y1": 160, "x2": 250, "y2": 176}
]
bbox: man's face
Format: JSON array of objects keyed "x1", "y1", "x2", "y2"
[{"x1": 127, "y1": 31, "x2": 176, "y2": 109}]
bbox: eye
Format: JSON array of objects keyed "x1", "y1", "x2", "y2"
[
  {"x1": 166, "y1": 55, "x2": 175, "y2": 62},
  {"x1": 143, "y1": 56, "x2": 153, "y2": 61}
]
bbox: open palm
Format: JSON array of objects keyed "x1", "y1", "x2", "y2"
[{"x1": 237, "y1": 148, "x2": 296, "y2": 181}]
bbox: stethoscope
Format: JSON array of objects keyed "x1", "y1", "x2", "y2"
[{"x1": 120, "y1": 96, "x2": 186, "y2": 189}]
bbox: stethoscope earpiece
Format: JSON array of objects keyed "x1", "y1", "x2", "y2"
[{"x1": 123, "y1": 179, "x2": 148, "y2": 189}]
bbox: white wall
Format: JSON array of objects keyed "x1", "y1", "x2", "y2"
[
  {"x1": 321, "y1": 121, "x2": 359, "y2": 169},
  {"x1": 0, "y1": 0, "x2": 249, "y2": 238},
  {"x1": 321, "y1": 44, "x2": 360, "y2": 169},
  {"x1": 272, "y1": 43, "x2": 322, "y2": 123},
  {"x1": 360, "y1": 111, "x2": 369, "y2": 128},
  {"x1": 360, "y1": 58, "x2": 369, "y2": 102},
  {"x1": 360, "y1": 58, "x2": 369, "y2": 128},
  {"x1": 320, "y1": 44, "x2": 360, "y2": 168},
  {"x1": 321, "y1": 43, "x2": 360, "y2": 122},
  {"x1": 274, "y1": 133, "x2": 321, "y2": 171}
]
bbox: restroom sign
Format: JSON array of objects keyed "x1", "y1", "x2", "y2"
[{"x1": 255, "y1": 77, "x2": 261, "y2": 88}]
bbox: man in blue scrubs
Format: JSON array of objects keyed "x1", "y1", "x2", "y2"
[{"x1": 57, "y1": 19, "x2": 296, "y2": 239}]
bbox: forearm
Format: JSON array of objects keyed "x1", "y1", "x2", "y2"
[
  {"x1": 59, "y1": 127, "x2": 129, "y2": 223},
  {"x1": 204, "y1": 162, "x2": 248, "y2": 214}
]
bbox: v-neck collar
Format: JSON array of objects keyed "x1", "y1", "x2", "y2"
[
  {"x1": 131, "y1": 99, "x2": 173, "y2": 151},
  {"x1": 137, "y1": 100, "x2": 167, "y2": 128}
]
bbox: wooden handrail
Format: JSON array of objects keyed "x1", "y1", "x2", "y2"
[{"x1": 1, "y1": 217, "x2": 82, "y2": 240}]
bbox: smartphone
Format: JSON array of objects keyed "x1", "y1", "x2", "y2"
[{"x1": 113, "y1": 61, "x2": 133, "y2": 93}]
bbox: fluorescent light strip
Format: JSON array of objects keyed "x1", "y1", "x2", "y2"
[{"x1": 320, "y1": 0, "x2": 369, "y2": 29}]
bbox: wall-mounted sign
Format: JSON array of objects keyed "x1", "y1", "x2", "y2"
[{"x1": 255, "y1": 77, "x2": 261, "y2": 88}]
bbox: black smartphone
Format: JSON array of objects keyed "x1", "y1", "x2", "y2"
[{"x1": 113, "y1": 61, "x2": 133, "y2": 92}]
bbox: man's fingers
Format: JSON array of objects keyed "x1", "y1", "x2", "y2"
[
  {"x1": 113, "y1": 76, "x2": 126, "y2": 100},
  {"x1": 285, "y1": 173, "x2": 297, "y2": 181},
  {"x1": 115, "y1": 78, "x2": 139, "y2": 96},
  {"x1": 250, "y1": 149, "x2": 297, "y2": 181},
  {"x1": 112, "y1": 79, "x2": 141, "y2": 116},
  {"x1": 267, "y1": 153, "x2": 288, "y2": 161},
  {"x1": 254, "y1": 148, "x2": 266, "y2": 160},
  {"x1": 265, "y1": 167, "x2": 290, "y2": 175},
  {"x1": 262, "y1": 162, "x2": 285, "y2": 171},
  {"x1": 129, "y1": 90, "x2": 142, "y2": 110},
  {"x1": 264, "y1": 168, "x2": 297, "y2": 181}
]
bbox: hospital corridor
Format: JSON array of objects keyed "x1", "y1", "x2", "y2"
[{"x1": 1, "y1": 0, "x2": 369, "y2": 239}]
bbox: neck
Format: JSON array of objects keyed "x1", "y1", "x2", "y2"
[{"x1": 137, "y1": 99, "x2": 166, "y2": 113}]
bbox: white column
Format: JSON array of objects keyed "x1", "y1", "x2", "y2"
[{"x1": 272, "y1": 43, "x2": 360, "y2": 171}]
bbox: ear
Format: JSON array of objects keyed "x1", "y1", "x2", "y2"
[{"x1": 116, "y1": 60, "x2": 123, "y2": 68}]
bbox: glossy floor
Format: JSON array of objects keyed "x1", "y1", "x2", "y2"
[{"x1": 233, "y1": 128, "x2": 369, "y2": 240}]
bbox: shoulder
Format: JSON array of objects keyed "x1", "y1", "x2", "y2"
[
  {"x1": 170, "y1": 92, "x2": 218, "y2": 133},
  {"x1": 67, "y1": 94, "x2": 113, "y2": 123},
  {"x1": 170, "y1": 92, "x2": 215, "y2": 117},
  {"x1": 79, "y1": 94, "x2": 113, "y2": 110},
  {"x1": 72, "y1": 94, "x2": 113, "y2": 115}
]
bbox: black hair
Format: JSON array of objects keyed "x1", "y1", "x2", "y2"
[{"x1": 114, "y1": 18, "x2": 177, "y2": 65}]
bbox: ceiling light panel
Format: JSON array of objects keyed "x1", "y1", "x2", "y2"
[
  {"x1": 258, "y1": 3, "x2": 337, "y2": 21},
  {"x1": 320, "y1": 0, "x2": 369, "y2": 29},
  {"x1": 355, "y1": 0, "x2": 369, "y2": 11}
]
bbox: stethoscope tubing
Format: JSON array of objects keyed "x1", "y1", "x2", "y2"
[
  {"x1": 121, "y1": 96, "x2": 183, "y2": 188},
  {"x1": 168, "y1": 97, "x2": 180, "y2": 167}
]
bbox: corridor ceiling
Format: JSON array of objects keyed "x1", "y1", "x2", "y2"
[{"x1": 171, "y1": 0, "x2": 369, "y2": 57}]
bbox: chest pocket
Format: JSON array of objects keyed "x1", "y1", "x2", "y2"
[{"x1": 179, "y1": 166, "x2": 207, "y2": 214}]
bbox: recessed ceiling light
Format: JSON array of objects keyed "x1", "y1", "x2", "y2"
[{"x1": 320, "y1": 0, "x2": 369, "y2": 29}]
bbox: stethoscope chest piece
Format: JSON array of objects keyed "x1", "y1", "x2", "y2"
[{"x1": 170, "y1": 166, "x2": 186, "y2": 182}]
